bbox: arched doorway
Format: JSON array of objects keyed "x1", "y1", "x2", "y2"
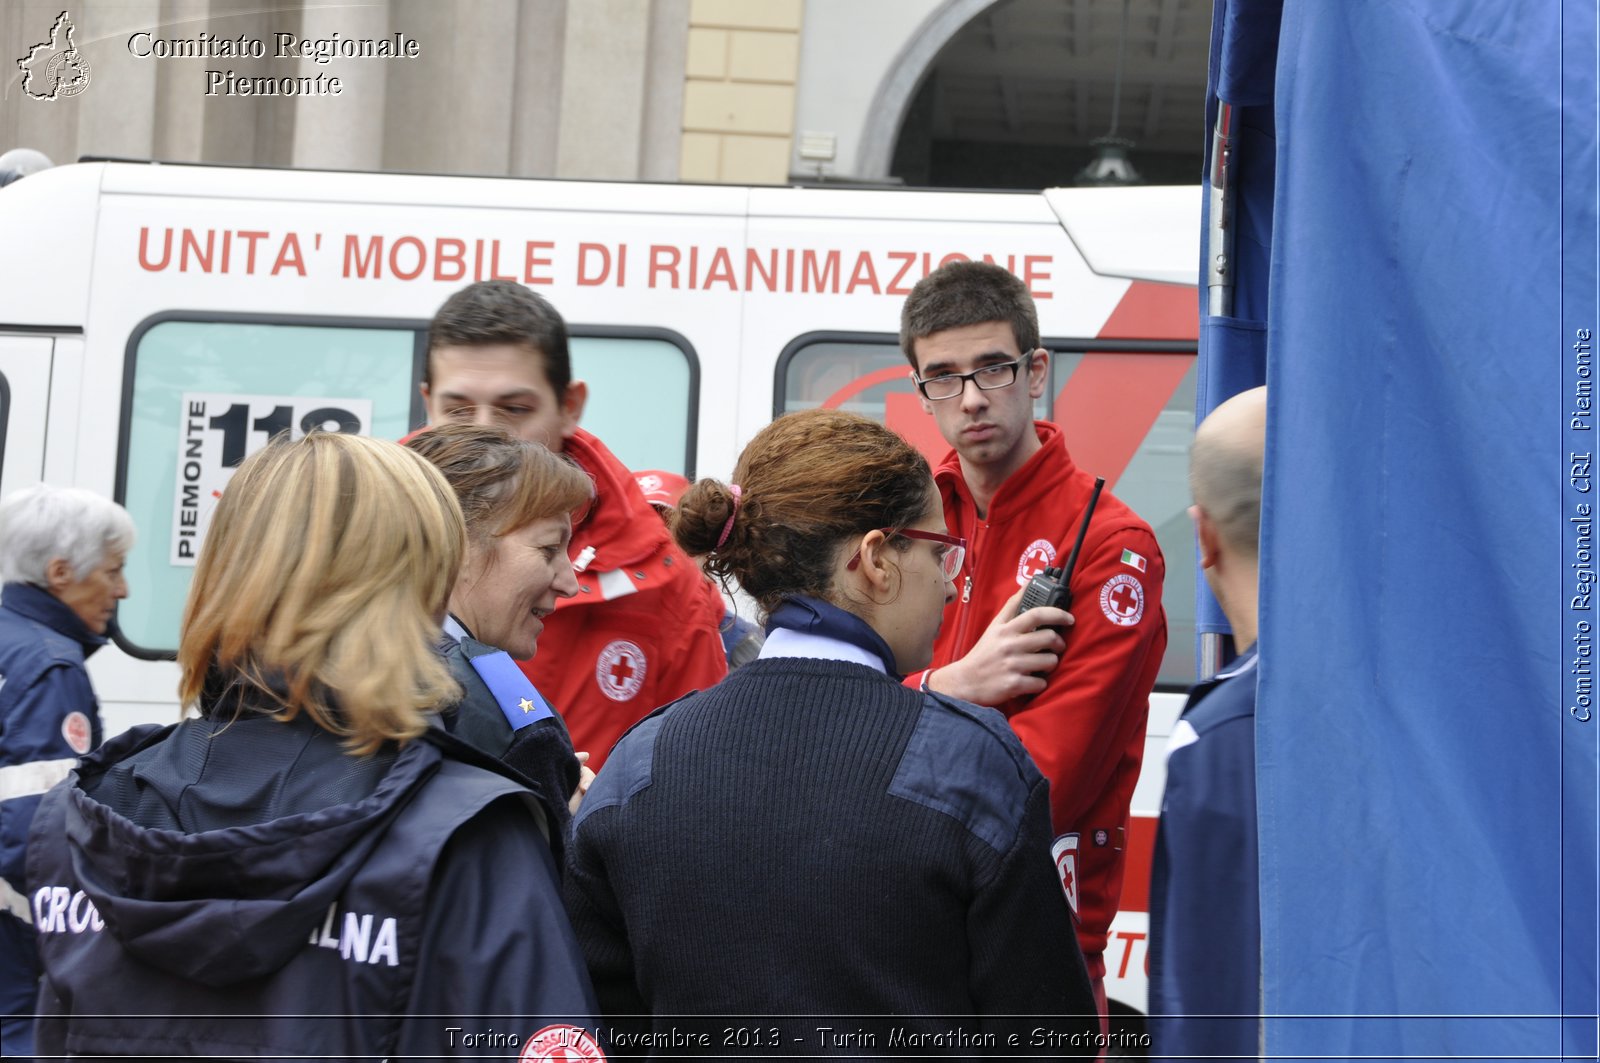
[{"x1": 866, "y1": 0, "x2": 1212, "y2": 189}]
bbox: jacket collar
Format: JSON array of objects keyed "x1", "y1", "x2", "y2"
[
  {"x1": 1177, "y1": 640, "x2": 1260, "y2": 723},
  {"x1": 2, "y1": 581, "x2": 107, "y2": 657},
  {"x1": 564, "y1": 427, "x2": 674, "y2": 572},
  {"x1": 1186, "y1": 643, "x2": 1259, "y2": 706},
  {"x1": 1214, "y1": 643, "x2": 1259, "y2": 680},
  {"x1": 934, "y1": 420, "x2": 1078, "y2": 524},
  {"x1": 763, "y1": 595, "x2": 901, "y2": 679}
]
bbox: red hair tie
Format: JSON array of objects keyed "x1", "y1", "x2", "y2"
[{"x1": 715, "y1": 484, "x2": 743, "y2": 551}]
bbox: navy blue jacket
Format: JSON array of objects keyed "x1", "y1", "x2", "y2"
[
  {"x1": 1148, "y1": 646, "x2": 1260, "y2": 1060},
  {"x1": 27, "y1": 700, "x2": 598, "y2": 1061},
  {"x1": 440, "y1": 620, "x2": 581, "y2": 840},
  {"x1": 566, "y1": 596, "x2": 1098, "y2": 1055},
  {"x1": 0, "y1": 582, "x2": 104, "y2": 1028}
]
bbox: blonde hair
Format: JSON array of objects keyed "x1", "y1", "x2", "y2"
[{"x1": 177, "y1": 432, "x2": 465, "y2": 753}]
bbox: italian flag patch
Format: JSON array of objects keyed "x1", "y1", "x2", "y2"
[{"x1": 1120, "y1": 548, "x2": 1147, "y2": 572}]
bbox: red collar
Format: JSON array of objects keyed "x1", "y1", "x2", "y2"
[{"x1": 934, "y1": 421, "x2": 1079, "y2": 523}]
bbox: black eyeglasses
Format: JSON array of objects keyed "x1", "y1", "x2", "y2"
[
  {"x1": 912, "y1": 352, "x2": 1032, "y2": 401},
  {"x1": 847, "y1": 528, "x2": 967, "y2": 580}
]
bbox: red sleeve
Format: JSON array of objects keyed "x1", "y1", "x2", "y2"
[
  {"x1": 651, "y1": 572, "x2": 729, "y2": 702},
  {"x1": 1007, "y1": 524, "x2": 1166, "y2": 831}
]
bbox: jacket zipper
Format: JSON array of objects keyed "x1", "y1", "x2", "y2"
[{"x1": 952, "y1": 519, "x2": 987, "y2": 650}]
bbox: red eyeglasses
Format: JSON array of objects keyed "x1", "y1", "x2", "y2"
[{"x1": 847, "y1": 528, "x2": 967, "y2": 580}]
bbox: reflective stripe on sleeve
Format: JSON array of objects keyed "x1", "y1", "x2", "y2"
[
  {"x1": 0, "y1": 756, "x2": 77, "y2": 801},
  {"x1": 0, "y1": 876, "x2": 32, "y2": 923}
]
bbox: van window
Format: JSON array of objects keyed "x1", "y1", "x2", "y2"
[
  {"x1": 116, "y1": 318, "x2": 699, "y2": 657},
  {"x1": 0, "y1": 369, "x2": 10, "y2": 487},
  {"x1": 117, "y1": 317, "x2": 422, "y2": 657},
  {"x1": 569, "y1": 329, "x2": 697, "y2": 477},
  {"x1": 777, "y1": 335, "x2": 1197, "y2": 688}
]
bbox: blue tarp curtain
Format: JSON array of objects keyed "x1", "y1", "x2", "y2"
[{"x1": 1198, "y1": 0, "x2": 1597, "y2": 1056}]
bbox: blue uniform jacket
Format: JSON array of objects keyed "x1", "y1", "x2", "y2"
[
  {"x1": 0, "y1": 582, "x2": 104, "y2": 1028},
  {"x1": 1148, "y1": 646, "x2": 1260, "y2": 1060},
  {"x1": 439, "y1": 617, "x2": 580, "y2": 841},
  {"x1": 28, "y1": 705, "x2": 598, "y2": 1060}
]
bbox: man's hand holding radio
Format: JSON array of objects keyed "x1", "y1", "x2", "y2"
[{"x1": 924, "y1": 585, "x2": 1073, "y2": 705}]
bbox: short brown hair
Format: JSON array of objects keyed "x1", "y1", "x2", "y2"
[
  {"x1": 899, "y1": 260, "x2": 1040, "y2": 368},
  {"x1": 178, "y1": 433, "x2": 465, "y2": 753},
  {"x1": 404, "y1": 423, "x2": 593, "y2": 541},
  {"x1": 673, "y1": 409, "x2": 934, "y2": 614},
  {"x1": 425, "y1": 280, "x2": 572, "y2": 394}
]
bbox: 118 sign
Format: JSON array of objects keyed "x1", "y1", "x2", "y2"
[{"x1": 170, "y1": 392, "x2": 374, "y2": 565}]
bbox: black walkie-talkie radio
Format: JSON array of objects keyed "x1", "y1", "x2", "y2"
[{"x1": 1017, "y1": 476, "x2": 1106, "y2": 622}]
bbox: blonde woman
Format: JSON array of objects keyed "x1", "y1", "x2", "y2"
[{"x1": 26, "y1": 433, "x2": 599, "y2": 1059}]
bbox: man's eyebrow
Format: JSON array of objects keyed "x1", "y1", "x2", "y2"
[
  {"x1": 919, "y1": 351, "x2": 1017, "y2": 374},
  {"x1": 438, "y1": 387, "x2": 541, "y2": 403}
]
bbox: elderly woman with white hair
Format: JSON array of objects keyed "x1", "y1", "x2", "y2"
[{"x1": 0, "y1": 483, "x2": 133, "y2": 1060}]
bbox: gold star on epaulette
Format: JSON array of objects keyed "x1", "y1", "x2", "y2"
[{"x1": 518, "y1": 697, "x2": 535, "y2": 714}]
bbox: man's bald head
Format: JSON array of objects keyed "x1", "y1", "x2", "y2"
[{"x1": 1190, "y1": 386, "x2": 1267, "y2": 559}]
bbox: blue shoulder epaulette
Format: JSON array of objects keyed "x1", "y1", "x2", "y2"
[{"x1": 465, "y1": 648, "x2": 556, "y2": 731}]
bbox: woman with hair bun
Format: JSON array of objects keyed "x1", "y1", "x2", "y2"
[
  {"x1": 565, "y1": 408, "x2": 1098, "y2": 1053},
  {"x1": 26, "y1": 432, "x2": 598, "y2": 1059}
]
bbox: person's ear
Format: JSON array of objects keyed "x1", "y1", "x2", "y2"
[
  {"x1": 912, "y1": 370, "x2": 933, "y2": 415},
  {"x1": 1191, "y1": 504, "x2": 1222, "y2": 571},
  {"x1": 1026, "y1": 348, "x2": 1049, "y2": 400},
  {"x1": 559, "y1": 379, "x2": 588, "y2": 439},
  {"x1": 419, "y1": 381, "x2": 437, "y2": 425},
  {"x1": 45, "y1": 557, "x2": 73, "y2": 595},
  {"x1": 853, "y1": 529, "x2": 899, "y2": 597}
]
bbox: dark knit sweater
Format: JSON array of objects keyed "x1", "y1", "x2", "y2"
[{"x1": 564, "y1": 654, "x2": 1098, "y2": 1057}]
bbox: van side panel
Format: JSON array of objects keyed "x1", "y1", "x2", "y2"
[
  {"x1": 0, "y1": 338, "x2": 53, "y2": 500},
  {"x1": 5, "y1": 163, "x2": 1206, "y2": 1022}
]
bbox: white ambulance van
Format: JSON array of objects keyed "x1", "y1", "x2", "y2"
[{"x1": 0, "y1": 161, "x2": 1199, "y2": 1024}]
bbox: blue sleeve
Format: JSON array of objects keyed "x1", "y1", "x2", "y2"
[
  {"x1": 1151, "y1": 714, "x2": 1261, "y2": 1058},
  {"x1": 396, "y1": 796, "x2": 600, "y2": 1057},
  {"x1": 1, "y1": 664, "x2": 98, "y2": 888},
  {"x1": 562, "y1": 805, "x2": 648, "y2": 1042},
  {"x1": 967, "y1": 777, "x2": 1100, "y2": 1049}
]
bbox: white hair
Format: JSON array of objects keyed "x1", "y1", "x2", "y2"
[{"x1": 0, "y1": 484, "x2": 136, "y2": 584}]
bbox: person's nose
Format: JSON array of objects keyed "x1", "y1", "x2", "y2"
[
  {"x1": 958, "y1": 375, "x2": 989, "y2": 414},
  {"x1": 473, "y1": 407, "x2": 498, "y2": 428},
  {"x1": 553, "y1": 557, "x2": 580, "y2": 599}
]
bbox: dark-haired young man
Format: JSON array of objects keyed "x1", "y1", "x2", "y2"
[
  {"x1": 899, "y1": 261, "x2": 1168, "y2": 1021},
  {"x1": 420, "y1": 281, "x2": 726, "y2": 768}
]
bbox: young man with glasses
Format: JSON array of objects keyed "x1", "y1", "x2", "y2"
[{"x1": 899, "y1": 260, "x2": 1167, "y2": 1027}]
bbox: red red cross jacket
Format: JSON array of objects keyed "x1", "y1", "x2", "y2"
[
  {"x1": 907, "y1": 421, "x2": 1167, "y2": 974},
  {"x1": 517, "y1": 429, "x2": 727, "y2": 769}
]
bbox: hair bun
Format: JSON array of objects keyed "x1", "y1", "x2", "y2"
[
  {"x1": 670, "y1": 478, "x2": 738, "y2": 560},
  {"x1": 713, "y1": 484, "x2": 743, "y2": 552}
]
